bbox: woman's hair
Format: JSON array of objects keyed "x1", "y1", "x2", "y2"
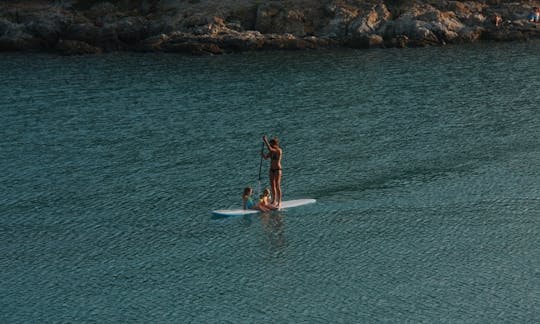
[
  {"x1": 269, "y1": 137, "x2": 279, "y2": 147},
  {"x1": 243, "y1": 187, "x2": 252, "y2": 197}
]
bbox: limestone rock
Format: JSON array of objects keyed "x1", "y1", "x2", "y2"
[
  {"x1": 55, "y1": 39, "x2": 102, "y2": 54},
  {"x1": 349, "y1": 3, "x2": 391, "y2": 36},
  {"x1": 1, "y1": 0, "x2": 540, "y2": 53},
  {"x1": 255, "y1": 3, "x2": 306, "y2": 36},
  {"x1": 262, "y1": 33, "x2": 316, "y2": 50},
  {"x1": 420, "y1": 10, "x2": 465, "y2": 43},
  {"x1": 160, "y1": 32, "x2": 220, "y2": 54},
  {"x1": 0, "y1": 18, "x2": 41, "y2": 50},
  {"x1": 219, "y1": 30, "x2": 265, "y2": 51},
  {"x1": 88, "y1": 2, "x2": 117, "y2": 17},
  {"x1": 140, "y1": 33, "x2": 169, "y2": 51},
  {"x1": 64, "y1": 23, "x2": 101, "y2": 44},
  {"x1": 345, "y1": 34, "x2": 384, "y2": 49},
  {"x1": 321, "y1": 5, "x2": 360, "y2": 37},
  {"x1": 384, "y1": 17, "x2": 439, "y2": 45},
  {"x1": 115, "y1": 16, "x2": 150, "y2": 44},
  {"x1": 459, "y1": 26, "x2": 485, "y2": 42}
]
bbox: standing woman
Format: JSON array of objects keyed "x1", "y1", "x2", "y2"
[{"x1": 262, "y1": 135, "x2": 282, "y2": 208}]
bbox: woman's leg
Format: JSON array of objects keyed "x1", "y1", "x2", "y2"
[
  {"x1": 269, "y1": 170, "x2": 277, "y2": 205},
  {"x1": 275, "y1": 171, "x2": 282, "y2": 207}
]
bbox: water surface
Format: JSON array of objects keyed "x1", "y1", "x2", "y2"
[{"x1": 1, "y1": 42, "x2": 539, "y2": 322}]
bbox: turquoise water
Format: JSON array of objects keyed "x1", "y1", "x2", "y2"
[{"x1": 1, "y1": 42, "x2": 540, "y2": 322}]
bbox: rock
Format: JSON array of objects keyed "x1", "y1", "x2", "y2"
[
  {"x1": 459, "y1": 26, "x2": 485, "y2": 42},
  {"x1": 448, "y1": 0, "x2": 486, "y2": 21},
  {"x1": 219, "y1": 30, "x2": 265, "y2": 51},
  {"x1": 482, "y1": 20, "x2": 540, "y2": 42},
  {"x1": 497, "y1": 3, "x2": 533, "y2": 21},
  {"x1": 23, "y1": 10, "x2": 74, "y2": 48},
  {"x1": 255, "y1": 3, "x2": 306, "y2": 36},
  {"x1": 281, "y1": 10, "x2": 306, "y2": 36},
  {"x1": 345, "y1": 34, "x2": 384, "y2": 49},
  {"x1": 381, "y1": 4, "x2": 470, "y2": 45},
  {"x1": 227, "y1": 6, "x2": 258, "y2": 31},
  {"x1": 55, "y1": 39, "x2": 102, "y2": 54},
  {"x1": 384, "y1": 18, "x2": 440, "y2": 45},
  {"x1": 1, "y1": 0, "x2": 540, "y2": 54},
  {"x1": 303, "y1": 36, "x2": 338, "y2": 48},
  {"x1": 255, "y1": 2, "x2": 281, "y2": 32},
  {"x1": 140, "y1": 33, "x2": 169, "y2": 51},
  {"x1": 483, "y1": 29, "x2": 529, "y2": 41},
  {"x1": 0, "y1": 19, "x2": 41, "y2": 51},
  {"x1": 0, "y1": 18, "x2": 19, "y2": 35},
  {"x1": 181, "y1": 14, "x2": 212, "y2": 33},
  {"x1": 157, "y1": 0, "x2": 182, "y2": 12},
  {"x1": 164, "y1": 40, "x2": 223, "y2": 55},
  {"x1": 421, "y1": 10, "x2": 465, "y2": 43},
  {"x1": 367, "y1": 34, "x2": 384, "y2": 47},
  {"x1": 264, "y1": 33, "x2": 320, "y2": 50},
  {"x1": 88, "y1": 2, "x2": 117, "y2": 17},
  {"x1": 349, "y1": 3, "x2": 391, "y2": 36},
  {"x1": 25, "y1": 19, "x2": 61, "y2": 47},
  {"x1": 115, "y1": 16, "x2": 149, "y2": 44},
  {"x1": 147, "y1": 17, "x2": 171, "y2": 35},
  {"x1": 225, "y1": 21, "x2": 243, "y2": 32},
  {"x1": 64, "y1": 23, "x2": 101, "y2": 44},
  {"x1": 96, "y1": 24, "x2": 119, "y2": 50},
  {"x1": 385, "y1": 35, "x2": 410, "y2": 48},
  {"x1": 509, "y1": 19, "x2": 529, "y2": 28},
  {"x1": 321, "y1": 5, "x2": 359, "y2": 37},
  {"x1": 178, "y1": 15, "x2": 229, "y2": 35},
  {"x1": 161, "y1": 32, "x2": 223, "y2": 54}
]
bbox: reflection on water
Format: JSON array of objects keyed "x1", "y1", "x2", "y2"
[{"x1": 260, "y1": 212, "x2": 286, "y2": 250}]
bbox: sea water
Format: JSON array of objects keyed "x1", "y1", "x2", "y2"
[{"x1": 1, "y1": 42, "x2": 539, "y2": 322}]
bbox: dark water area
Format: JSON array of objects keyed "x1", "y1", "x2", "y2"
[{"x1": 1, "y1": 42, "x2": 539, "y2": 322}]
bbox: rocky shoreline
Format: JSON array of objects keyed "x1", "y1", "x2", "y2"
[{"x1": 1, "y1": 0, "x2": 540, "y2": 55}]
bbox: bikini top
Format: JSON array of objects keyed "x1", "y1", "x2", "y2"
[{"x1": 246, "y1": 197, "x2": 256, "y2": 209}]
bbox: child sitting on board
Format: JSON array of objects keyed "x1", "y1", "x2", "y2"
[
  {"x1": 242, "y1": 187, "x2": 270, "y2": 212},
  {"x1": 259, "y1": 188, "x2": 278, "y2": 210}
]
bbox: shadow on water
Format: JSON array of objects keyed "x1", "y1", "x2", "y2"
[{"x1": 310, "y1": 155, "x2": 479, "y2": 201}]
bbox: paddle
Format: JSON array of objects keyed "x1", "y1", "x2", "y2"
[{"x1": 257, "y1": 141, "x2": 264, "y2": 196}]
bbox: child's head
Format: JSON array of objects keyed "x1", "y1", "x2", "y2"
[
  {"x1": 243, "y1": 187, "x2": 253, "y2": 197},
  {"x1": 262, "y1": 188, "x2": 271, "y2": 197}
]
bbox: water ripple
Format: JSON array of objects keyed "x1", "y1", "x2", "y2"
[{"x1": 1, "y1": 44, "x2": 540, "y2": 322}]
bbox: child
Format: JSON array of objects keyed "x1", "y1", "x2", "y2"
[
  {"x1": 528, "y1": 7, "x2": 540, "y2": 22},
  {"x1": 491, "y1": 14, "x2": 502, "y2": 27},
  {"x1": 242, "y1": 187, "x2": 270, "y2": 212},
  {"x1": 259, "y1": 188, "x2": 277, "y2": 210}
]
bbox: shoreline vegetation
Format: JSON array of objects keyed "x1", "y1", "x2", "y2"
[{"x1": 1, "y1": 0, "x2": 540, "y2": 55}]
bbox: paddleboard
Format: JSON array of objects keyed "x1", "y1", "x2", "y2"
[{"x1": 211, "y1": 198, "x2": 316, "y2": 217}]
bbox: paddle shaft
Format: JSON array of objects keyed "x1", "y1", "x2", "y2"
[
  {"x1": 259, "y1": 142, "x2": 265, "y2": 180},
  {"x1": 258, "y1": 141, "x2": 264, "y2": 194}
]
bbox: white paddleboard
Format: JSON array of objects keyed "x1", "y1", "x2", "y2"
[
  {"x1": 211, "y1": 198, "x2": 316, "y2": 217},
  {"x1": 280, "y1": 199, "x2": 316, "y2": 209}
]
